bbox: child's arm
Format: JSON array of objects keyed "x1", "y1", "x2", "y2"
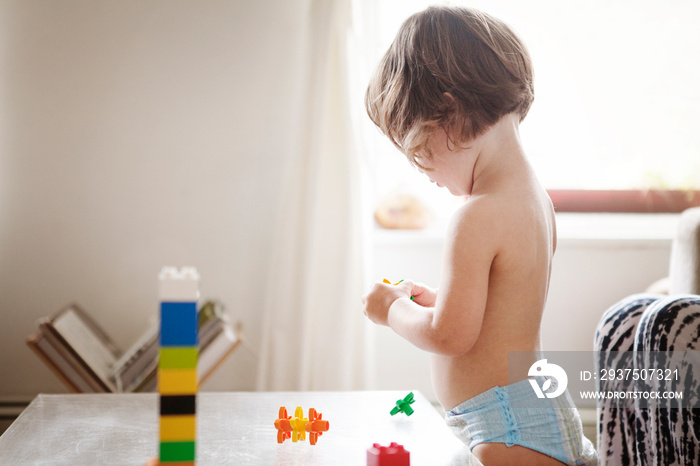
[{"x1": 364, "y1": 200, "x2": 498, "y2": 356}]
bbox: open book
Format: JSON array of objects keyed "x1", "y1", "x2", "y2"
[{"x1": 27, "y1": 301, "x2": 239, "y2": 393}]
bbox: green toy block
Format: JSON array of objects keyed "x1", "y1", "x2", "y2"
[
  {"x1": 390, "y1": 392, "x2": 415, "y2": 416},
  {"x1": 160, "y1": 441, "x2": 195, "y2": 462},
  {"x1": 159, "y1": 347, "x2": 198, "y2": 369}
]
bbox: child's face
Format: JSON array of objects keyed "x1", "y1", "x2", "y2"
[{"x1": 413, "y1": 129, "x2": 478, "y2": 197}]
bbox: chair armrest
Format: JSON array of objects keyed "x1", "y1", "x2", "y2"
[{"x1": 669, "y1": 207, "x2": 700, "y2": 295}]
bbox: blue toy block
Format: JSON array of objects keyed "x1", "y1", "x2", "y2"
[{"x1": 160, "y1": 302, "x2": 198, "y2": 347}]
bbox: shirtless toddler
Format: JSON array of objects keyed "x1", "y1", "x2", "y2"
[{"x1": 362, "y1": 6, "x2": 597, "y2": 465}]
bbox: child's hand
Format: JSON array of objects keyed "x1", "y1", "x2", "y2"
[
  {"x1": 409, "y1": 282, "x2": 438, "y2": 307},
  {"x1": 362, "y1": 280, "x2": 413, "y2": 326}
]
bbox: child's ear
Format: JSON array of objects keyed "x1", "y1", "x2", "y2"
[{"x1": 441, "y1": 93, "x2": 457, "y2": 141}]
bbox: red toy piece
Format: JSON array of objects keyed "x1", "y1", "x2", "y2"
[{"x1": 367, "y1": 442, "x2": 410, "y2": 466}]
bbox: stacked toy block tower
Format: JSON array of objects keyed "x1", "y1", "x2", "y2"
[{"x1": 159, "y1": 267, "x2": 199, "y2": 465}]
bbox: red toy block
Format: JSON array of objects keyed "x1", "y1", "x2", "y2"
[{"x1": 367, "y1": 442, "x2": 410, "y2": 466}]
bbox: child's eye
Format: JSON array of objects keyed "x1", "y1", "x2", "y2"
[{"x1": 412, "y1": 157, "x2": 430, "y2": 172}]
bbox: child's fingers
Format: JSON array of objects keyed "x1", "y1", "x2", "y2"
[
  {"x1": 397, "y1": 279, "x2": 414, "y2": 294},
  {"x1": 409, "y1": 282, "x2": 437, "y2": 306},
  {"x1": 410, "y1": 281, "x2": 429, "y2": 297}
]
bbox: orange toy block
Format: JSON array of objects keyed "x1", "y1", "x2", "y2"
[
  {"x1": 305, "y1": 408, "x2": 329, "y2": 445},
  {"x1": 274, "y1": 406, "x2": 329, "y2": 445},
  {"x1": 274, "y1": 407, "x2": 293, "y2": 443}
]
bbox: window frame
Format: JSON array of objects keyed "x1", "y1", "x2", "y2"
[{"x1": 548, "y1": 189, "x2": 700, "y2": 213}]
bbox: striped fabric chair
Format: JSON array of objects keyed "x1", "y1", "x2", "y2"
[{"x1": 594, "y1": 207, "x2": 700, "y2": 466}]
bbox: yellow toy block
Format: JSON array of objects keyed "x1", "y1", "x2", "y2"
[
  {"x1": 160, "y1": 415, "x2": 196, "y2": 442},
  {"x1": 290, "y1": 406, "x2": 307, "y2": 442},
  {"x1": 159, "y1": 368, "x2": 198, "y2": 395}
]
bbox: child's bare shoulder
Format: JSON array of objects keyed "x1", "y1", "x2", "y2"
[
  {"x1": 448, "y1": 189, "x2": 547, "y2": 251},
  {"x1": 452, "y1": 192, "x2": 522, "y2": 231},
  {"x1": 447, "y1": 194, "x2": 511, "y2": 254}
]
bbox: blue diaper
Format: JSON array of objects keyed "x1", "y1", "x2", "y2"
[{"x1": 445, "y1": 378, "x2": 598, "y2": 465}]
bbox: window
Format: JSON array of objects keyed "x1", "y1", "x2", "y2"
[{"x1": 364, "y1": 0, "x2": 700, "y2": 214}]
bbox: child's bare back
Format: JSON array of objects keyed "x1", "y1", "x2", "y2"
[{"x1": 427, "y1": 115, "x2": 557, "y2": 411}]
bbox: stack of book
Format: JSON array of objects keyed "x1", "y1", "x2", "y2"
[{"x1": 27, "y1": 301, "x2": 239, "y2": 393}]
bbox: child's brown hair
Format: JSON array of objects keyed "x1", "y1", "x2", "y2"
[{"x1": 365, "y1": 5, "x2": 534, "y2": 162}]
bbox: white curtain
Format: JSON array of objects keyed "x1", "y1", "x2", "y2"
[{"x1": 256, "y1": 0, "x2": 371, "y2": 391}]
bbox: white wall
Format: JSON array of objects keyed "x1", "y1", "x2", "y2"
[
  {"x1": 368, "y1": 214, "x2": 677, "y2": 403},
  {"x1": 0, "y1": 0, "x2": 311, "y2": 396}
]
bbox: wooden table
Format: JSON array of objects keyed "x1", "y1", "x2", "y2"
[{"x1": 0, "y1": 391, "x2": 478, "y2": 465}]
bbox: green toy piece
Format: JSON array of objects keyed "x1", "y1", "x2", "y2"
[{"x1": 390, "y1": 392, "x2": 415, "y2": 416}]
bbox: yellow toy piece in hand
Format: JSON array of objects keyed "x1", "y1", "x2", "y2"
[{"x1": 382, "y1": 278, "x2": 413, "y2": 300}]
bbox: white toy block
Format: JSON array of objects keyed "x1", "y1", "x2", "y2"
[{"x1": 159, "y1": 266, "x2": 200, "y2": 302}]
